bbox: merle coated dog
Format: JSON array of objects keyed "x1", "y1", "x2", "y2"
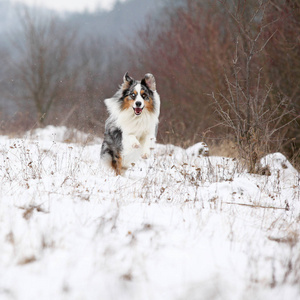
[{"x1": 101, "y1": 72, "x2": 160, "y2": 175}]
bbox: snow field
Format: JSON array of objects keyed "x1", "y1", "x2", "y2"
[{"x1": 0, "y1": 126, "x2": 299, "y2": 300}]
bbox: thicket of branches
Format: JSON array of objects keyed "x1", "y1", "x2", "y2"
[
  {"x1": 0, "y1": 0, "x2": 299, "y2": 167},
  {"x1": 132, "y1": 0, "x2": 300, "y2": 167},
  {"x1": 210, "y1": 0, "x2": 299, "y2": 172}
]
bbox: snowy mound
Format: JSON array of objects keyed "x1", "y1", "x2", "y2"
[
  {"x1": 186, "y1": 142, "x2": 209, "y2": 157},
  {"x1": 26, "y1": 125, "x2": 102, "y2": 144},
  {"x1": 260, "y1": 152, "x2": 299, "y2": 186},
  {"x1": 154, "y1": 141, "x2": 209, "y2": 163},
  {"x1": 260, "y1": 152, "x2": 298, "y2": 174}
]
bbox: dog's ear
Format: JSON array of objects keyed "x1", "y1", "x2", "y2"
[
  {"x1": 142, "y1": 73, "x2": 156, "y2": 91},
  {"x1": 122, "y1": 72, "x2": 133, "y2": 90}
]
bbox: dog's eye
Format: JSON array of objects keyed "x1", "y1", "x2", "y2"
[
  {"x1": 142, "y1": 93, "x2": 148, "y2": 100},
  {"x1": 131, "y1": 93, "x2": 136, "y2": 99}
]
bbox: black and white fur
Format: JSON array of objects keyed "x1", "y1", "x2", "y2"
[{"x1": 101, "y1": 72, "x2": 160, "y2": 175}]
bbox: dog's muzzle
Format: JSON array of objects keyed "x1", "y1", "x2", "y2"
[{"x1": 133, "y1": 101, "x2": 144, "y2": 115}]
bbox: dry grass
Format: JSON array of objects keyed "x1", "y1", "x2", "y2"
[{"x1": 208, "y1": 139, "x2": 239, "y2": 158}]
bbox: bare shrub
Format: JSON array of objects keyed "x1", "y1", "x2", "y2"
[{"x1": 211, "y1": 0, "x2": 299, "y2": 172}]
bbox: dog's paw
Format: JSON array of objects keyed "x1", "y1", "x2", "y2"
[
  {"x1": 142, "y1": 152, "x2": 150, "y2": 159},
  {"x1": 132, "y1": 142, "x2": 141, "y2": 149}
]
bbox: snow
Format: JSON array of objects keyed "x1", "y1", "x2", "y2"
[{"x1": 0, "y1": 126, "x2": 299, "y2": 300}]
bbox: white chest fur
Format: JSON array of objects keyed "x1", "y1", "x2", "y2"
[{"x1": 117, "y1": 109, "x2": 157, "y2": 140}]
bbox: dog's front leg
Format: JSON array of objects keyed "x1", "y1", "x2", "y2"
[
  {"x1": 121, "y1": 134, "x2": 142, "y2": 169},
  {"x1": 141, "y1": 135, "x2": 155, "y2": 159},
  {"x1": 123, "y1": 134, "x2": 141, "y2": 150}
]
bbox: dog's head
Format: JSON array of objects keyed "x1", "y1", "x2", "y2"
[{"x1": 120, "y1": 72, "x2": 157, "y2": 116}]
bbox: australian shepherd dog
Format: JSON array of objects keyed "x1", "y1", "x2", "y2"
[{"x1": 101, "y1": 72, "x2": 160, "y2": 175}]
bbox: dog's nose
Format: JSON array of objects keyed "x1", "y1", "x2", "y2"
[{"x1": 135, "y1": 101, "x2": 142, "y2": 107}]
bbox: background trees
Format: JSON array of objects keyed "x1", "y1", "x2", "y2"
[
  {"x1": 132, "y1": 0, "x2": 300, "y2": 167},
  {"x1": 131, "y1": 1, "x2": 233, "y2": 144},
  {"x1": 264, "y1": 0, "x2": 300, "y2": 161},
  {"x1": 9, "y1": 8, "x2": 78, "y2": 126}
]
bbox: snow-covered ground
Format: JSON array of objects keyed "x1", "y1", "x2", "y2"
[{"x1": 0, "y1": 126, "x2": 299, "y2": 300}]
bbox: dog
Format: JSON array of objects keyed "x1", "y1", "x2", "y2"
[{"x1": 101, "y1": 72, "x2": 160, "y2": 175}]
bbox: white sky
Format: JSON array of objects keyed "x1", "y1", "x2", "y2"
[{"x1": 11, "y1": 0, "x2": 127, "y2": 12}]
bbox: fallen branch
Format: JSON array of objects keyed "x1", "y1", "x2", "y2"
[{"x1": 223, "y1": 201, "x2": 287, "y2": 210}]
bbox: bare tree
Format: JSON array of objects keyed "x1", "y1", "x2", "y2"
[
  {"x1": 10, "y1": 7, "x2": 77, "y2": 126},
  {"x1": 212, "y1": 0, "x2": 299, "y2": 172}
]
